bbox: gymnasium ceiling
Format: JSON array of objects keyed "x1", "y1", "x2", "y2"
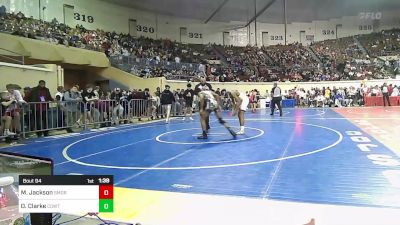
[{"x1": 101, "y1": 0, "x2": 400, "y2": 24}]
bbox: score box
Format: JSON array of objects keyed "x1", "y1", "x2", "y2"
[
  {"x1": 18, "y1": 175, "x2": 113, "y2": 213},
  {"x1": 99, "y1": 185, "x2": 113, "y2": 199},
  {"x1": 99, "y1": 185, "x2": 113, "y2": 212}
]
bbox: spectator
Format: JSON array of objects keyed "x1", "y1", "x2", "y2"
[
  {"x1": 160, "y1": 85, "x2": 175, "y2": 123},
  {"x1": 325, "y1": 87, "x2": 331, "y2": 102},
  {"x1": 359, "y1": 29, "x2": 400, "y2": 57},
  {"x1": 388, "y1": 84, "x2": 393, "y2": 96},
  {"x1": 391, "y1": 85, "x2": 399, "y2": 96},
  {"x1": 129, "y1": 89, "x2": 142, "y2": 119},
  {"x1": 80, "y1": 84, "x2": 99, "y2": 125},
  {"x1": 63, "y1": 85, "x2": 82, "y2": 133},
  {"x1": 22, "y1": 86, "x2": 34, "y2": 132},
  {"x1": 1, "y1": 91, "x2": 16, "y2": 136},
  {"x1": 55, "y1": 86, "x2": 66, "y2": 129},
  {"x1": 150, "y1": 91, "x2": 160, "y2": 120},
  {"x1": 23, "y1": 87, "x2": 31, "y2": 102},
  {"x1": 371, "y1": 85, "x2": 380, "y2": 96},
  {"x1": 183, "y1": 83, "x2": 195, "y2": 121},
  {"x1": 0, "y1": 5, "x2": 6, "y2": 17},
  {"x1": 142, "y1": 88, "x2": 151, "y2": 118},
  {"x1": 316, "y1": 93, "x2": 325, "y2": 107},
  {"x1": 28, "y1": 80, "x2": 53, "y2": 137},
  {"x1": 93, "y1": 86, "x2": 101, "y2": 98},
  {"x1": 215, "y1": 88, "x2": 221, "y2": 96},
  {"x1": 5, "y1": 84, "x2": 25, "y2": 135},
  {"x1": 173, "y1": 89, "x2": 182, "y2": 116},
  {"x1": 334, "y1": 91, "x2": 344, "y2": 107},
  {"x1": 3, "y1": 10, "x2": 398, "y2": 82},
  {"x1": 249, "y1": 90, "x2": 257, "y2": 113},
  {"x1": 110, "y1": 88, "x2": 124, "y2": 124}
]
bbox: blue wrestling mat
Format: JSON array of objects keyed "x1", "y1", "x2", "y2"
[{"x1": 2, "y1": 108, "x2": 400, "y2": 208}]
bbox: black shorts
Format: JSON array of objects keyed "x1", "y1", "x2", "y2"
[{"x1": 185, "y1": 100, "x2": 193, "y2": 107}]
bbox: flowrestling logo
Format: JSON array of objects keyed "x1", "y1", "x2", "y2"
[{"x1": 359, "y1": 12, "x2": 382, "y2": 20}]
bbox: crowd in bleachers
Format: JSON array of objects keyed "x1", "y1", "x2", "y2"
[
  {"x1": 358, "y1": 29, "x2": 400, "y2": 56},
  {"x1": 281, "y1": 83, "x2": 399, "y2": 108},
  {"x1": 0, "y1": 9, "x2": 399, "y2": 83},
  {"x1": 227, "y1": 46, "x2": 276, "y2": 81},
  {"x1": 311, "y1": 37, "x2": 365, "y2": 64},
  {"x1": 264, "y1": 43, "x2": 319, "y2": 69},
  {"x1": 0, "y1": 11, "x2": 212, "y2": 63},
  {"x1": 284, "y1": 86, "x2": 362, "y2": 107},
  {"x1": 309, "y1": 36, "x2": 397, "y2": 81}
]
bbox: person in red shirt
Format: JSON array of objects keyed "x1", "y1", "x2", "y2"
[
  {"x1": 0, "y1": 187, "x2": 7, "y2": 208},
  {"x1": 388, "y1": 84, "x2": 393, "y2": 96},
  {"x1": 249, "y1": 90, "x2": 257, "y2": 113}
]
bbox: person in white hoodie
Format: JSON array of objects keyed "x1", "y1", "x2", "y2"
[
  {"x1": 391, "y1": 85, "x2": 399, "y2": 96},
  {"x1": 1, "y1": 91, "x2": 17, "y2": 136},
  {"x1": 4, "y1": 84, "x2": 26, "y2": 135}
]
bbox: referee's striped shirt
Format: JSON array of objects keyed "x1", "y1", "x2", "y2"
[{"x1": 272, "y1": 87, "x2": 282, "y2": 98}]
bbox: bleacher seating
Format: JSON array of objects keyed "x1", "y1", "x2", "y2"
[
  {"x1": 0, "y1": 11, "x2": 398, "y2": 82},
  {"x1": 358, "y1": 29, "x2": 400, "y2": 57}
]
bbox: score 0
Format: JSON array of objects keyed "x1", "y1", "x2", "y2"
[{"x1": 99, "y1": 184, "x2": 113, "y2": 212}]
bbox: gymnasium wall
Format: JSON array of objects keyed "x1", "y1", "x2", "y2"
[
  {"x1": 93, "y1": 67, "x2": 162, "y2": 92},
  {"x1": 0, "y1": 62, "x2": 60, "y2": 94},
  {"x1": 0, "y1": 33, "x2": 110, "y2": 67},
  {"x1": 1, "y1": 0, "x2": 399, "y2": 46}
]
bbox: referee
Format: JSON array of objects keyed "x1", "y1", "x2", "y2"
[
  {"x1": 382, "y1": 82, "x2": 391, "y2": 107},
  {"x1": 270, "y1": 82, "x2": 283, "y2": 117}
]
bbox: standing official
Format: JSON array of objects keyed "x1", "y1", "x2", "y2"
[
  {"x1": 382, "y1": 83, "x2": 391, "y2": 107},
  {"x1": 270, "y1": 82, "x2": 283, "y2": 117}
]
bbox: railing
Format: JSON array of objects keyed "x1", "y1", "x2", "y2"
[
  {"x1": 109, "y1": 55, "x2": 201, "y2": 79},
  {"x1": 0, "y1": 99, "x2": 191, "y2": 141},
  {"x1": 165, "y1": 74, "x2": 195, "y2": 80},
  {"x1": 0, "y1": 47, "x2": 25, "y2": 65}
]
